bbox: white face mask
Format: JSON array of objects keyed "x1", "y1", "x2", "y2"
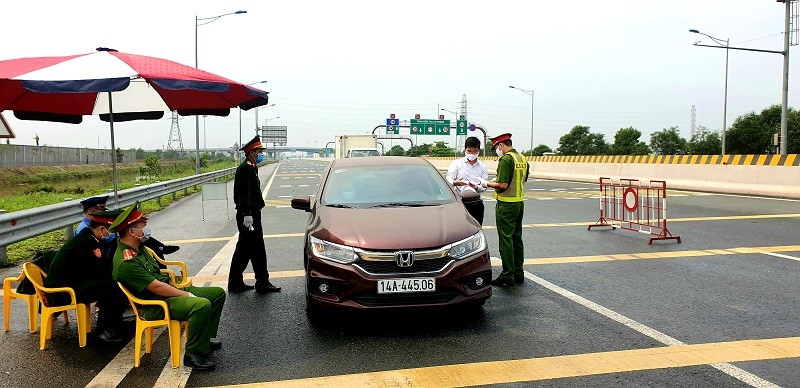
[
  {"x1": 496, "y1": 146, "x2": 505, "y2": 158},
  {"x1": 465, "y1": 151, "x2": 478, "y2": 161}
]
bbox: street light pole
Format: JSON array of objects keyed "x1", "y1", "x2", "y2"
[
  {"x1": 440, "y1": 108, "x2": 459, "y2": 156},
  {"x1": 509, "y1": 86, "x2": 534, "y2": 155},
  {"x1": 689, "y1": 29, "x2": 729, "y2": 155},
  {"x1": 194, "y1": 10, "x2": 246, "y2": 174}
]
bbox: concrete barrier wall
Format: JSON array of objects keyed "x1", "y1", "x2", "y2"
[
  {"x1": 423, "y1": 155, "x2": 800, "y2": 199},
  {"x1": 0, "y1": 144, "x2": 137, "y2": 167}
]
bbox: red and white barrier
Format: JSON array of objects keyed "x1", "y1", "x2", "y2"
[{"x1": 588, "y1": 177, "x2": 681, "y2": 244}]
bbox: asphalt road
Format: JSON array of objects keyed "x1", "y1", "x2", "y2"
[{"x1": 2, "y1": 158, "x2": 800, "y2": 388}]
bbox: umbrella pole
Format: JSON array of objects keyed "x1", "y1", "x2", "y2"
[{"x1": 107, "y1": 91, "x2": 119, "y2": 205}]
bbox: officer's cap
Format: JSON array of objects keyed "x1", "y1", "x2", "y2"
[
  {"x1": 109, "y1": 201, "x2": 147, "y2": 232},
  {"x1": 490, "y1": 133, "x2": 512, "y2": 147},
  {"x1": 80, "y1": 196, "x2": 109, "y2": 211},
  {"x1": 87, "y1": 208, "x2": 124, "y2": 225},
  {"x1": 241, "y1": 135, "x2": 266, "y2": 153}
]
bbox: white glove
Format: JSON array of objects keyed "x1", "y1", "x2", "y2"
[
  {"x1": 186, "y1": 292, "x2": 197, "y2": 298},
  {"x1": 478, "y1": 178, "x2": 489, "y2": 188},
  {"x1": 243, "y1": 215, "x2": 254, "y2": 231}
]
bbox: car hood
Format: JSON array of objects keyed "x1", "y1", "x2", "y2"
[{"x1": 310, "y1": 202, "x2": 480, "y2": 250}]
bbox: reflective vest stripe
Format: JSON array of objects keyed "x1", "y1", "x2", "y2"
[{"x1": 495, "y1": 151, "x2": 526, "y2": 202}]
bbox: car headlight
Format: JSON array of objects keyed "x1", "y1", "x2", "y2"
[
  {"x1": 310, "y1": 236, "x2": 358, "y2": 264},
  {"x1": 447, "y1": 231, "x2": 486, "y2": 260}
]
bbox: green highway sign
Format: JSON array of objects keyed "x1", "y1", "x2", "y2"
[
  {"x1": 323, "y1": 148, "x2": 334, "y2": 154},
  {"x1": 410, "y1": 119, "x2": 451, "y2": 135},
  {"x1": 456, "y1": 119, "x2": 468, "y2": 135}
]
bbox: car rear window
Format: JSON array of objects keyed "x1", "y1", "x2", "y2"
[{"x1": 322, "y1": 164, "x2": 455, "y2": 206}]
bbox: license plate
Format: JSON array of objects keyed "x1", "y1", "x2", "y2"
[{"x1": 377, "y1": 278, "x2": 436, "y2": 294}]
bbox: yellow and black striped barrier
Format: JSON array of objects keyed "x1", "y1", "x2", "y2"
[{"x1": 428, "y1": 154, "x2": 799, "y2": 166}]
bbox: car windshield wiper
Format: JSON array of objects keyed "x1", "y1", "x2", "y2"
[
  {"x1": 370, "y1": 202, "x2": 432, "y2": 208},
  {"x1": 326, "y1": 203, "x2": 354, "y2": 208}
]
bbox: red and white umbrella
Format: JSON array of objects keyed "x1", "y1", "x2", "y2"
[{"x1": 0, "y1": 47, "x2": 269, "y2": 199}]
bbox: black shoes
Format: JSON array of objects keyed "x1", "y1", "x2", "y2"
[
  {"x1": 228, "y1": 283, "x2": 256, "y2": 293},
  {"x1": 184, "y1": 352, "x2": 216, "y2": 371},
  {"x1": 514, "y1": 277, "x2": 525, "y2": 285},
  {"x1": 255, "y1": 281, "x2": 281, "y2": 294},
  {"x1": 210, "y1": 338, "x2": 222, "y2": 351},
  {"x1": 490, "y1": 277, "x2": 514, "y2": 287},
  {"x1": 161, "y1": 245, "x2": 180, "y2": 255},
  {"x1": 96, "y1": 328, "x2": 125, "y2": 344}
]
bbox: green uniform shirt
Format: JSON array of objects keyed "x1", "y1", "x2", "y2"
[
  {"x1": 233, "y1": 160, "x2": 265, "y2": 215},
  {"x1": 45, "y1": 228, "x2": 108, "y2": 289},
  {"x1": 112, "y1": 241, "x2": 171, "y2": 300}
]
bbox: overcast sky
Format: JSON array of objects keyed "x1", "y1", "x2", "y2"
[{"x1": 1, "y1": 1, "x2": 797, "y2": 152}]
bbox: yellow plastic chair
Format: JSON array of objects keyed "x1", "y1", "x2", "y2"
[
  {"x1": 117, "y1": 282, "x2": 187, "y2": 368},
  {"x1": 22, "y1": 263, "x2": 91, "y2": 349},
  {"x1": 3, "y1": 271, "x2": 38, "y2": 333},
  {"x1": 4, "y1": 269, "x2": 71, "y2": 333},
  {"x1": 144, "y1": 247, "x2": 192, "y2": 288}
]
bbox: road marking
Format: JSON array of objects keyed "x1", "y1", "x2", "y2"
[
  {"x1": 758, "y1": 251, "x2": 800, "y2": 262},
  {"x1": 206, "y1": 336, "x2": 796, "y2": 387},
  {"x1": 524, "y1": 271, "x2": 780, "y2": 387}
]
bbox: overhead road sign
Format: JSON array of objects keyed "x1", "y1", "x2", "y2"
[{"x1": 410, "y1": 119, "x2": 450, "y2": 135}]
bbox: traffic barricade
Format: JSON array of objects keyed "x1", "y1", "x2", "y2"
[{"x1": 588, "y1": 177, "x2": 681, "y2": 244}]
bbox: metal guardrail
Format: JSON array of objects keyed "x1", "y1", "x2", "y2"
[{"x1": 0, "y1": 167, "x2": 236, "y2": 250}]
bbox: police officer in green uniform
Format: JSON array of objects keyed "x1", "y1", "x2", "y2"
[
  {"x1": 479, "y1": 133, "x2": 530, "y2": 286},
  {"x1": 229, "y1": 135, "x2": 281, "y2": 294},
  {"x1": 45, "y1": 208, "x2": 127, "y2": 344},
  {"x1": 110, "y1": 201, "x2": 226, "y2": 371}
]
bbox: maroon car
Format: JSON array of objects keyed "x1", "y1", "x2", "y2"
[{"x1": 291, "y1": 156, "x2": 491, "y2": 317}]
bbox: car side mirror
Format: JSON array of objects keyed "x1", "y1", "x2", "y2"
[
  {"x1": 461, "y1": 190, "x2": 481, "y2": 204},
  {"x1": 291, "y1": 197, "x2": 311, "y2": 212}
]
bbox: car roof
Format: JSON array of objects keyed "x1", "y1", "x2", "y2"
[{"x1": 331, "y1": 156, "x2": 430, "y2": 168}]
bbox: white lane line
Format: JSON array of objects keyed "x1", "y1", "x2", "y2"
[
  {"x1": 84, "y1": 327, "x2": 169, "y2": 387},
  {"x1": 525, "y1": 271, "x2": 779, "y2": 388},
  {"x1": 299, "y1": 185, "x2": 310, "y2": 187},
  {"x1": 278, "y1": 195, "x2": 293, "y2": 198},
  {"x1": 571, "y1": 187, "x2": 590, "y2": 190},
  {"x1": 280, "y1": 185, "x2": 291, "y2": 188},
  {"x1": 759, "y1": 251, "x2": 800, "y2": 262},
  {"x1": 530, "y1": 189, "x2": 545, "y2": 191}
]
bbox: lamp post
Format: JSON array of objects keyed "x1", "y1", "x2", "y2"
[
  {"x1": 689, "y1": 29, "x2": 729, "y2": 155},
  {"x1": 690, "y1": 1, "x2": 791, "y2": 155},
  {"x1": 509, "y1": 85, "x2": 534, "y2": 155},
  {"x1": 254, "y1": 104, "x2": 276, "y2": 135},
  {"x1": 441, "y1": 108, "x2": 460, "y2": 156},
  {"x1": 194, "y1": 10, "x2": 246, "y2": 174}
]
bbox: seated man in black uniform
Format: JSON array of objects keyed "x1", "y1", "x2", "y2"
[{"x1": 45, "y1": 209, "x2": 128, "y2": 344}]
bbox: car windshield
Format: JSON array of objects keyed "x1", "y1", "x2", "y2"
[
  {"x1": 349, "y1": 150, "x2": 379, "y2": 157},
  {"x1": 321, "y1": 164, "x2": 455, "y2": 207}
]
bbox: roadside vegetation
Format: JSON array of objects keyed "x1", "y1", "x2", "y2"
[{"x1": 1, "y1": 154, "x2": 239, "y2": 264}]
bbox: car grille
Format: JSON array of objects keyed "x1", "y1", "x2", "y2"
[
  {"x1": 353, "y1": 257, "x2": 454, "y2": 275},
  {"x1": 350, "y1": 289, "x2": 460, "y2": 307}
]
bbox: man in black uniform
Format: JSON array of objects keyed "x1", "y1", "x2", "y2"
[
  {"x1": 228, "y1": 135, "x2": 281, "y2": 294},
  {"x1": 45, "y1": 208, "x2": 127, "y2": 344}
]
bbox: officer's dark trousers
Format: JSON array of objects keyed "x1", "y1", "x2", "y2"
[
  {"x1": 49, "y1": 279, "x2": 126, "y2": 332},
  {"x1": 229, "y1": 211, "x2": 269, "y2": 286},
  {"x1": 464, "y1": 200, "x2": 485, "y2": 225}
]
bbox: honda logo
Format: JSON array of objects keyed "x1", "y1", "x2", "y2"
[{"x1": 395, "y1": 251, "x2": 414, "y2": 267}]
